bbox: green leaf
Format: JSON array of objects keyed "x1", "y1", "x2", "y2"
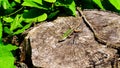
[
  {"x1": 48, "y1": 10, "x2": 59, "y2": 19},
  {"x1": 10, "y1": 15, "x2": 23, "y2": 31},
  {"x1": 23, "y1": 8, "x2": 47, "y2": 23},
  {"x1": 0, "y1": 21, "x2": 2, "y2": 41},
  {"x1": 55, "y1": 0, "x2": 73, "y2": 5},
  {"x1": 0, "y1": 57, "x2": 16, "y2": 68},
  {"x1": 0, "y1": 0, "x2": 12, "y2": 9},
  {"x1": 3, "y1": 17, "x2": 13, "y2": 23},
  {"x1": 2, "y1": 44, "x2": 18, "y2": 51},
  {"x1": 66, "y1": 1, "x2": 76, "y2": 16},
  {"x1": 55, "y1": 0, "x2": 76, "y2": 16},
  {"x1": 109, "y1": 0, "x2": 120, "y2": 10},
  {"x1": 13, "y1": 22, "x2": 32, "y2": 35},
  {"x1": 11, "y1": 1, "x2": 17, "y2": 7},
  {"x1": 23, "y1": 13, "x2": 47, "y2": 23},
  {"x1": 44, "y1": 0, "x2": 56, "y2": 3},
  {"x1": 15, "y1": 0, "x2": 21, "y2": 3},
  {"x1": 22, "y1": 1, "x2": 41, "y2": 8},
  {"x1": 33, "y1": 0, "x2": 43, "y2": 5},
  {"x1": 4, "y1": 27, "x2": 13, "y2": 35},
  {"x1": 22, "y1": 0, "x2": 47, "y2": 10},
  {"x1": 93, "y1": 0, "x2": 105, "y2": 10},
  {"x1": 0, "y1": 43, "x2": 18, "y2": 68},
  {"x1": 37, "y1": 13, "x2": 47, "y2": 22}
]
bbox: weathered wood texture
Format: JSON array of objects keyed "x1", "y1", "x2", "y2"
[
  {"x1": 83, "y1": 10, "x2": 120, "y2": 48},
  {"x1": 21, "y1": 10, "x2": 120, "y2": 68}
]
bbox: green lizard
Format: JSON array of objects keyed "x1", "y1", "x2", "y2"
[
  {"x1": 59, "y1": 28, "x2": 74, "y2": 42},
  {"x1": 58, "y1": 18, "x2": 82, "y2": 42}
]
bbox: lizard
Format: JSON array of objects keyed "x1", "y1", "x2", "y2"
[
  {"x1": 76, "y1": 7, "x2": 120, "y2": 49},
  {"x1": 58, "y1": 16, "x2": 82, "y2": 42}
]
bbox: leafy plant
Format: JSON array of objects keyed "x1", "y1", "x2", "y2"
[
  {"x1": 0, "y1": 16, "x2": 18, "y2": 68},
  {"x1": 0, "y1": 21, "x2": 2, "y2": 41},
  {"x1": 1, "y1": 0, "x2": 120, "y2": 67},
  {"x1": 1, "y1": 0, "x2": 76, "y2": 36},
  {"x1": 93, "y1": 0, "x2": 105, "y2": 10},
  {"x1": 109, "y1": 0, "x2": 120, "y2": 10},
  {"x1": 0, "y1": 0, "x2": 76, "y2": 67},
  {"x1": 78, "y1": 0, "x2": 120, "y2": 12},
  {"x1": 0, "y1": 43, "x2": 18, "y2": 68}
]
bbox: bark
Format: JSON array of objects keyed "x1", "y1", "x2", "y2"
[{"x1": 20, "y1": 10, "x2": 120, "y2": 68}]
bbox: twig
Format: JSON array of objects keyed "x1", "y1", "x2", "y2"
[{"x1": 77, "y1": 7, "x2": 120, "y2": 48}]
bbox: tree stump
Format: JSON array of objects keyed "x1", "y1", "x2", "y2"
[{"x1": 20, "y1": 10, "x2": 120, "y2": 68}]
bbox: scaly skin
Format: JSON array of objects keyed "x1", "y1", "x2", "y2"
[{"x1": 58, "y1": 17, "x2": 82, "y2": 42}]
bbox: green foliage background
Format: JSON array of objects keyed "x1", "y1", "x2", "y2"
[{"x1": 0, "y1": 0, "x2": 120, "y2": 68}]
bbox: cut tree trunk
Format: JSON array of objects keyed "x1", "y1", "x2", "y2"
[{"x1": 20, "y1": 10, "x2": 120, "y2": 68}]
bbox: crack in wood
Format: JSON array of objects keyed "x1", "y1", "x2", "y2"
[{"x1": 77, "y1": 7, "x2": 120, "y2": 49}]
